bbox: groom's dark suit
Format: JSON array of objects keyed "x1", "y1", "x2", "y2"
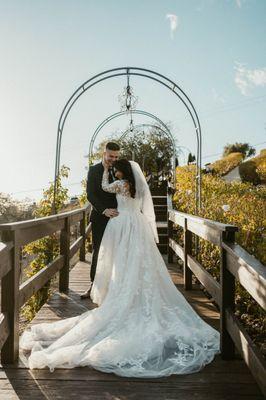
[{"x1": 86, "y1": 162, "x2": 117, "y2": 282}]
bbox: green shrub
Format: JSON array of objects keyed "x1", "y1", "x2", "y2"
[{"x1": 239, "y1": 149, "x2": 266, "y2": 184}]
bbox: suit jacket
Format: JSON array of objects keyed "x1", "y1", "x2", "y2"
[{"x1": 86, "y1": 162, "x2": 117, "y2": 221}]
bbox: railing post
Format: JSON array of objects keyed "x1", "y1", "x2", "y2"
[
  {"x1": 80, "y1": 210, "x2": 86, "y2": 262},
  {"x1": 167, "y1": 212, "x2": 174, "y2": 263},
  {"x1": 184, "y1": 218, "x2": 193, "y2": 290},
  {"x1": 59, "y1": 216, "x2": 70, "y2": 292},
  {"x1": 1, "y1": 230, "x2": 20, "y2": 363},
  {"x1": 220, "y1": 230, "x2": 236, "y2": 359}
]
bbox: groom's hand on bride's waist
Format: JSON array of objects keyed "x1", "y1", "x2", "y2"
[{"x1": 102, "y1": 208, "x2": 119, "y2": 218}]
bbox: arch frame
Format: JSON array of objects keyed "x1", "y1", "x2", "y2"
[{"x1": 53, "y1": 67, "x2": 202, "y2": 213}]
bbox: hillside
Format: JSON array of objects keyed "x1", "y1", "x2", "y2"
[
  {"x1": 207, "y1": 149, "x2": 266, "y2": 185},
  {"x1": 209, "y1": 152, "x2": 244, "y2": 176}
]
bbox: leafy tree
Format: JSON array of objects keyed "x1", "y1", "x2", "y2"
[
  {"x1": 0, "y1": 193, "x2": 36, "y2": 224},
  {"x1": 21, "y1": 165, "x2": 70, "y2": 320},
  {"x1": 223, "y1": 142, "x2": 255, "y2": 159},
  {"x1": 187, "y1": 152, "x2": 196, "y2": 164},
  {"x1": 92, "y1": 125, "x2": 176, "y2": 182}
]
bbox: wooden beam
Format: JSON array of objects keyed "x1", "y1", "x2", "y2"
[
  {"x1": 0, "y1": 312, "x2": 10, "y2": 350},
  {"x1": 79, "y1": 210, "x2": 86, "y2": 262},
  {"x1": 223, "y1": 242, "x2": 266, "y2": 311},
  {"x1": 186, "y1": 220, "x2": 221, "y2": 246},
  {"x1": 167, "y1": 213, "x2": 174, "y2": 263},
  {"x1": 19, "y1": 255, "x2": 64, "y2": 308},
  {"x1": 0, "y1": 241, "x2": 13, "y2": 279},
  {"x1": 220, "y1": 231, "x2": 236, "y2": 360},
  {"x1": 184, "y1": 219, "x2": 193, "y2": 290},
  {"x1": 168, "y1": 209, "x2": 238, "y2": 232},
  {"x1": 0, "y1": 204, "x2": 90, "y2": 231},
  {"x1": 187, "y1": 255, "x2": 221, "y2": 305},
  {"x1": 69, "y1": 212, "x2": 83, "y2": 225},
  {"x1": 85, "y1": 223, "x2": 92, "y2": 239},
  {"x1": 226, "y1": 308, "x2": 266, "y2": 397},
  {"x1": 1, "y1": 230, "x2": 20, "y2": 364},
  {"x1": 169, "y1": 238, "x2": 184, "y2": 261},
  {"x1": 69, "y1": 237, "x2": 83, "y2": 259},
  {"x1": 168, "y1": 210, "x2": 185, "y2": 228},
  {"x1": 16, "y1": 219, "x2": 65, "y2": 247},
  {"x1": 59, "y1": 218, "x2": 70, "y2": 293}
]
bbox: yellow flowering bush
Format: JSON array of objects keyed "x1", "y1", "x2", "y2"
[
  {"x1": 173, "y1": 165, "x2": 266, "y2": 353},
  {"x1": 209, "y1": 152, "x2": 244, "y2": 176}
]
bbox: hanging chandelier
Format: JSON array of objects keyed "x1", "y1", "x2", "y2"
[{"x1": 118, "y1": 74, "x2": 138, "y2": 112}]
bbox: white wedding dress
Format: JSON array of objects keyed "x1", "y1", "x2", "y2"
[{"x1": 20, "y1": 162, "x2": 220, "y2": 378}]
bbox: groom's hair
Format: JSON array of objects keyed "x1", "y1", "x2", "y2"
[{"x1": 105, "y1": 142, "x2": 120, "y2": 151}]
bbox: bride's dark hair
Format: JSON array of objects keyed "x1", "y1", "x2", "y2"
[{"x1": 113, "y1": 159, "x2": 136, "y2": 198}]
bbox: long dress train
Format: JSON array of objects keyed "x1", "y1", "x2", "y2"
[{"x1": 20, "y1": 166, "x2": 220, "y2": 378}]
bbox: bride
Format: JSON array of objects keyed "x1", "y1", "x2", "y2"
[{"x1": 20, "y1": 158, "x2": 220, "y2": 378}]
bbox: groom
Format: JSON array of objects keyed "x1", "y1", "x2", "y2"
[{"x1": 80, "y1": 142, "x2": 120, "y2": 299}]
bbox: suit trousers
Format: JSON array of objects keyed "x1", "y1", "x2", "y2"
[{"x1": 90, "y1": 213, "x2": 109, "y2": 282}]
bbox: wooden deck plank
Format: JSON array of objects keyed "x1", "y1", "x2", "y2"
[{"x1": 0, "y1": 254, "x2": 263, "y2": 399}]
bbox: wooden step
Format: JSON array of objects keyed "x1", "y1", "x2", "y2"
[
  {"x1": 155, "y1": 215, "x2": 167, "y2": 222},
  {"x1": 156, "y1": 222, "x2": 168, "y2": 235},
  {"x1": 157, "y1": 229, "x2": 168, "y2": 235},
  {"x1": 157, "y1": 243, "x2": 167, "y2": 254},
  {"x1": 152, "y1": 196, "x2": 167, "y2": 205},
  {"x1": 158, "y1": 235, "x2": 168, "y2": 245},
  {"x1": 151, "y1": 189, "x2": 167, "y2": 196},
  {"x1": 154, "y1": 204, "x2": 167, "y2": 211}
]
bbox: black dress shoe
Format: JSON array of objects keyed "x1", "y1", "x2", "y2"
[{"x1": 80, "y1": 286, "x2": 92, "y2": 299}]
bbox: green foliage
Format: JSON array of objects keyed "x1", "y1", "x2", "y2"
[
  {"x1": 173, "y1": 165, "x2": 266, "y2": 352},
  {"x1": 223, "y1": 142, "x2": 256, "y2": 158},
  {"x1": 34, "y1": 165, "x2": 70, "y2": 217},
  {"x1": 0, "y1": 193, "x2": 36, "y2": 224},
  {"x1": 78, "y1": 178, "x2": 88, "y2": 207},
  {"x1": 209, "y1": 152, "x2": 244, "y2": 176},
  {"x1": 21, "y1": 165, "x2": 70, "y2": 321},
  {"x1": 187, "y1": 152, "x2": 196, "y2": 164},
  {"x1": 239, "y1": 149, "x2": 266, "y2": 185},
  {"x1": 93, "y1": 126, "x2": 176, "y2": 178}
]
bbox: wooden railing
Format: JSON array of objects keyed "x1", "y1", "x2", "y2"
[
  {"x1": 0, "y1": 198, "x2": 265, "y2": 394},
  {"x1": 167, "y1": 199, "x2": 266, "y2": 395},
  {"x1": 0, "y1": 204, "x2": 91, "y2": 364}
]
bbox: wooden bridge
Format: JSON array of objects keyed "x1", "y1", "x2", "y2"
[{"x1": 0, "y1": 192, "x2": 265, "y2": 399}]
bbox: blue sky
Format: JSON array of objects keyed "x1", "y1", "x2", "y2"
[{"x1": 0, "y1": 0, "x2": 265, "y2": 201}]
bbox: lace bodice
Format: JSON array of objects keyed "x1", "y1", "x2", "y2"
[{"x1": 101, "y1": 168, "x2": 141, "y2": 212}]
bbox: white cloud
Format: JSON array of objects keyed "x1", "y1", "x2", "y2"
[
  {"x1": 235, "y1": 0, "x2": 248, "y2": 9},
  {"x1": 234, "y1": 62, "x2": 266, "y2": 95},
  {"x1": 166, "y1": 14, "x2": 179, "y2": 39}
]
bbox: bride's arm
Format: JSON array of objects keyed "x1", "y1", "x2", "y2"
[{"x1": 101, "y1": 168, "x2": 122, "y2": 193}]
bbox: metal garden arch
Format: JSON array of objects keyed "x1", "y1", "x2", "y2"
[{"x1": 54, "y1": 67, "x2": 202, "y2": 213}]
